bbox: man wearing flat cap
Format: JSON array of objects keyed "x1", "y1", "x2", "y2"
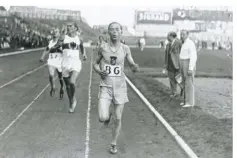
[{"x1": 163, "y1": 31, "x2": 182, "y2": 98}]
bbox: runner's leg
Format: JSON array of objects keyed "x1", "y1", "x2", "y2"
[
  {"x1": 98, "y1": 98, "x2": 112, "y2": 123},
  {"x1": 57, "y1": 69, "x2": 64, "y2": 99},
  {"x1": 48, "y1": 65, "x2": 56, "y2": 97},
  {"x1": 109, "y1": 103, "x2": 124, "y2": 154},
  {"x1": 111, "y1": 103, "x2": 124, "y2": 146},
  {"x1": 70, "y1": 70, "x2": 79, "y2": 102},
  {"x1": 63, "y1": 75, "x2": 73, "y2": 107},
  {"x1": 64, "y1": 70, "x2": 79, "y2": 113}
]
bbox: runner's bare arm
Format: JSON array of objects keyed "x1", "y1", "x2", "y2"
[
  {"x1": 93, "y1": 48, "x2": 103, "y2": 74},
  {"x1": 79, "y1": 39, "x2": 87, "y2": 60},
  {"x1": 40, "y1": 46, "x2": 50, "y2": 61},
  {"x1": 79, "y1": 39, "x2": 85, "y2": 55},
  {"x1": 93, "y1": 48, "x2": 108, "y2": 79},
  {"x1": 50, "y1": 35, "x2": 65, "y2": 51},
  {"x1": 125, "y1": 46, "x2": 139, "y2": 72}
]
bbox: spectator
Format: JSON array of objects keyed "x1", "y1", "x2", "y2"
[
  {"x1": 163, "y1": 32, "x2": 182, "y2": 98},
  {"x1": 212, "y1": 42, "x2": 215, "y2": 50},
  {"x1": 160, "y1": 41, "x2": 164, "y2": 48},
  {"x1": 180, "y1": 30, "x2": 197, "y2": 108}
]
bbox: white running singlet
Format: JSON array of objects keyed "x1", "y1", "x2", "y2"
[
  {"x1": 61, "y1": 35, "x2": 82, "y2": 77},
  {"x1": 47, "y1": 39, "x2": 63, "y2": 72}
]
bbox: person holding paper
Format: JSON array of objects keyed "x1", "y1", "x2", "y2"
[{"x1": 163, "y1": 32, "x2": 182, "y2": 98}]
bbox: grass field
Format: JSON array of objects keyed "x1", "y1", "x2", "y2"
[
  {"x1": 125, "y1": 47, "x2": 232, "y2": 78},
  {"x1": 125, "y1": 47, "x2": 232, "y2": 158}
]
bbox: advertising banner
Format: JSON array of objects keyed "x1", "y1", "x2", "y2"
[
  {"x1": 173, "y1": 9, "x2": 233, "y2": 22},
  {"x1": 136, "y1": 11, "x2": 172, "y2": 24}
]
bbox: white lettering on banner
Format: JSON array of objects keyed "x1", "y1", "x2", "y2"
[
  {"x1": 138, "y1": 12, "x2": 170, "y2": 21},
  {"x1": 104, "y1": 64, "x2": 122, "y2": 77}
]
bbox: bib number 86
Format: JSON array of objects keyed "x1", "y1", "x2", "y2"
[{"x1": 104, "y1": 65, "x2": 121, "y2": 77}]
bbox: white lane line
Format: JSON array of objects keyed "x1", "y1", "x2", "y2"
[
  {"x1": 0, "y1": 64, "x2": 46, "y2": 89},
  {"x1": 0, "y1": 48, "x2": 44, "y2": 57},
  {"x1": 0, "y1": 83, "x2": 50, "y2": 137},
  {"x1": 125, "y1": 76, "x2": 199, "y2": 158},
  {"x1": 85, "y1": 51, "x2": 93, "y2": 158}
]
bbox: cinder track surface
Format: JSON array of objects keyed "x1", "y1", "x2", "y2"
[{"x1": 0, "y1": 49, "x2": 188, "y2": 158}]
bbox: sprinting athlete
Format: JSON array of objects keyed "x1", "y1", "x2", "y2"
[
  {"x1": 50, "y1": 22, "x2": 87, "y2": 113},
  {"x1": 40, "y1": 28, "x2": 64, "y2": 99},
  {"x1": 93, "y1": 22, "x2": 139, "y2": 154}
]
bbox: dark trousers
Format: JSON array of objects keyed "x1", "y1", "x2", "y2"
[{"x1": 167, "y1": 70, "x2": 179, "y2": 95}]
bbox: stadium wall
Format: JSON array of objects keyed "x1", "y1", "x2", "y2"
[
  {"x1": 134, "y1": 9, "x2": 233, "y2": 40},
  {"x1": 135, "y1": 24, "x2": 176, "y2": 37}
]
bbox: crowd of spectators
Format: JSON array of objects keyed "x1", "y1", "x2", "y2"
[
  {"x1": 0, "y1": 15, "x2": 50, "y2": 51},
  {"x1": 0, "y1": 27, "x2": 49, "y2": 50},
  {"x1": 0, "y1": 6, "x2": 98, "y2": 51}
]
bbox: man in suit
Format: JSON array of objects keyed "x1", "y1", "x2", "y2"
[
  {"x1": 180, "y1": 30, "x2": 197, "y2": 108},
  {"x1": 163, "y1": 32, "x2": 182, "y2": 98}
]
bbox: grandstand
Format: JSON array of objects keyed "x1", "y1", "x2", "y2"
[
  {"x1": 0, "y1": 8, "x2": 49, "y2": 50},
  {"x1": 0, "y1": 6, "x2": 99, "y2": 50}
]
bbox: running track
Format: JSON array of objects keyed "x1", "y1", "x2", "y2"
[{"x1": 0, "y1": 49, "x2": 188, "y2": 158}]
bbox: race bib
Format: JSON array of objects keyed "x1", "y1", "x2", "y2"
[
  {"x1": 49, "y1": 53, "x2": 61, "y2": 59},
  {"x1": 104, "y1": 64, "x2": 122, "y2": 77}
]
